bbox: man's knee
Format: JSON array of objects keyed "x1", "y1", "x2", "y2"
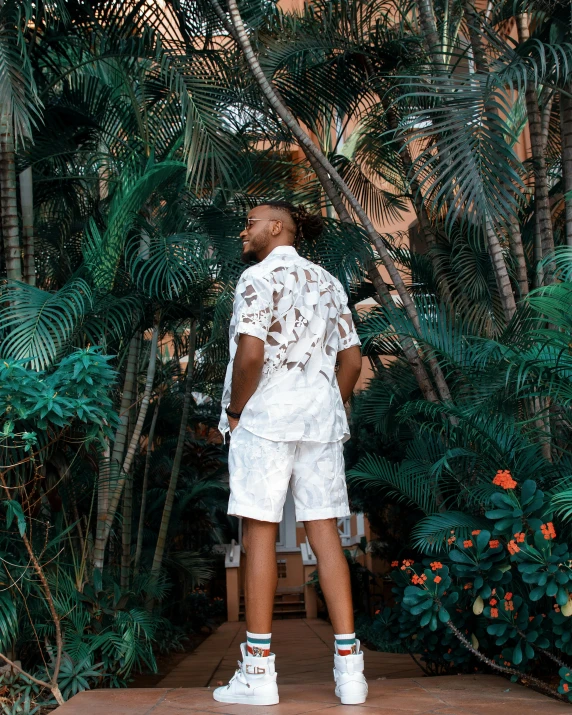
[
  {"x1": 241, "y1": 517, "x2": 278, "y2": 553},
  {"x1": 304, "y1": 517, "x2": 338, "y2": 552}
]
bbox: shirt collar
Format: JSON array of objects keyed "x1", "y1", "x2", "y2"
[{"x1": 265, "y1": 245, "x2": 298, "y2": 258}]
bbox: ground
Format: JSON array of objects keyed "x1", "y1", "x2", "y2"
[{"x1": 55, "y1": 619, "x2": 570, "y2": 714}]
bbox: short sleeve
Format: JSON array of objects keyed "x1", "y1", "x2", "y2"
[
  {"x1": 234, "y1": 272, "x2": 274, "y2": 342},
  {"x1": 337, "y1": 293, "x2": 361, "y2": 352}
]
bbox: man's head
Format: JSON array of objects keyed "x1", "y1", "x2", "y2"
[{"x1": 240, "y1": 201, "x2": 324, "y2": 263}]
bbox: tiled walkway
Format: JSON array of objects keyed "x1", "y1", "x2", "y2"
[
  {"x1": 157, "y1": 619, "x2": 424, "y2": 688},
  {"x1": 55, "y1": 619, "x2": 570, "y2": 714}
]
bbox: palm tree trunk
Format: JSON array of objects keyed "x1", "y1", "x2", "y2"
[
  {"x1": 486, "y1": 220, "x2": 517, "y2": 321},
  {"x1": 383, "y1": 102, "x2": 453, "y2": 304},
  {"x1": 508, "y1": 214, "x2": 528, "y2": 298},
  {"x1": 216, "y1": 0, "x2": 456, "y2": 405},
  {"x1": 97, "y1": 437, "x2": 110, "y2": 538},
  {"x1": 134, "y1": 395, "x2": 161, "y2": 573},
  {"x1": 415, "y1": 0, "x2": 446, "y2": 72},
  {"x1": 121, "y1": 468, "x2": 133, "y2": 590},
  {"x1": 121, "y1": 385, "x2": 138, "y2": 591},
  {"x1": 561, "y1": 85, "x2": 572, "y2": 247},
  {"x1": 149, "y1": 323, "x2": 196, "y2": 590},
  {"x1": 462, "y1": 0, "x2": 487, "y2": 74},
  {"x1": 516, "y1": 13, "x2": 555, "y2": 283},
  {"x1": 111, "y1": 335, "x2": 140, "y2": 470},
  {"x1": 306, "y1": 150, "x2": 440, "y2": 403},
  {"x1": 19, "y1": 167, "x2": 34, "y2": 285},
  {"x1": 0, "y1": 114, "x2": 22, "y2": 282},
  {"x1": 93, "y1": 335, "x2": 139, "y2": 573},
  {"x1": 93, "y1": 325, "x2": 159, "y2": 573},
  {"x1": 461, "y1": 5, "x2": 522, "y2": 311}
]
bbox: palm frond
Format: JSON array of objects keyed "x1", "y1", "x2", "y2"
[{"x1": 0, "y1": 279, "x2": 92, "y2": 369}]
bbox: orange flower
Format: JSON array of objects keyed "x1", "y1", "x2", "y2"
[
  {"x1": 472, "y1": 530, "x2": 481, "y2": 536},
  {"x1": 513, "y1": 532, "x2": 526, "y2": 543},
  {"x1": 504, "y1": 592, "x2": 513, "y2": 600},
  {"x1": 489, "y1": 539, "x2": 500, "y2": 549},
  {"x1": 507, "y1": 540, "x2": 520, "y2": 555},
  {"x1": 430, "y1": 561, "x2": 443, "y2": 571},
  {"x1": 490, "y1": 598, "x2": 498, "y2": 606},
  {"x1": 391, "y1": 561, "x2": 399, "y2": 567},
  {"x1": 504, "y1": 600, "x2": 514, "y2": 612},
  {"x1": 447, "y1": 536, "x2": 456, "y2": 545},
  {"x1": 490, "y1": 608, "x2": 499, "y2": 618},
  {"x1": 564, "y1": 683, "x2": 570, "y2": 693},
  {"x1": 375, "y1": 609, "x2": 380, "y2": 614},
  {"x1": 434, "y1": 575, "x2": 442, "y2": 584},
  {"x1": 554, "y1": 604, "x2": 561, "y2": 613},
  {"x1": 411, "y1": 574, "x2": 427, "y2": 585},
  {"x1": 541, "y1": 522, "x2": 556, "y2": 540},
  {"x1": 463, "y1": 582, "x2": 473, "y2": 590},
  {"x1": 492, "y1": 469, "x2": 517, "y2": 490},
  {"x1": 463, "y1": 540, "x2": 474, "y2": 548}
]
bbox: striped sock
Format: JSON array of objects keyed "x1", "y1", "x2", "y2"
[
  {"x1": 335, "y1": 632, "x2": 357, "y2": 656},
  {"x1": 246, "y1": 631, "x2": 271, "y2": 657}
]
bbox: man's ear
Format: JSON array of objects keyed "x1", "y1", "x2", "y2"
[{"x1": 272, "y1": 220, "x2": 282, "y2": 236}]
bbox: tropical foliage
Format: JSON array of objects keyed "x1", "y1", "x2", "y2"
[{"x1": 1, "y1": 0, "x2": 572, "y2": 708}]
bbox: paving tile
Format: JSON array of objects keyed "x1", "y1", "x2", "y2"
[
  {"x1": 56, "y1": 620, "x2": 570, "y2": 714},
  {"x1": 54, "y1": 688, "x2": 169, "y2": 713},
  {"x1": 202, "y1": 700, "x2": 339, "y2": 714},
  {"x1": 360, "y1": 694, "x2": 444, "y2": 712}
]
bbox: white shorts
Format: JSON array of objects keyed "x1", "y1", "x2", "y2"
[{"x1": 227, "y1": 425, "x2": 351, "y2": 523}]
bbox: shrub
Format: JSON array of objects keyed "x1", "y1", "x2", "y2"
[{"x1": 372, "y1": 471, "x2": 572, "y2": 698}]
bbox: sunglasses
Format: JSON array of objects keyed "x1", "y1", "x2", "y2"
[{"x1": 244, "y1": 217, "x2": 282, "y2": 231}]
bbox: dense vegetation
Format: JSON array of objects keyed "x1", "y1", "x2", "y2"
[{"x1": 1, "y1": 0, "x2": 572, "y2": 709}]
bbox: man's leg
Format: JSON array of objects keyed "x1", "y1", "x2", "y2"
[
  {"x1": 304, "y1": 518, "x2": 354, "y2": 634},
  {"x1": 304, "y1": 517, "x2": 367, "y2": 705},
  {"x1": 213, "y1": 517, "x2": 280, "y2": 705},
  {"x1": 243, "y1": 517, "x2": 279, "y2": 634}
]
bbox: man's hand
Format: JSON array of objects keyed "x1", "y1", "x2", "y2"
[{"x1": 228, "y1": 415, "x2": 240, "y2": 433}]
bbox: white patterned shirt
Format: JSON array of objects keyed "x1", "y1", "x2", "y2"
[{"x1": 218, "y1": 246, "x2": 361, "y2": 443}]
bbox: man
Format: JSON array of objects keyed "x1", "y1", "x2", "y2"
[{"x1": 214, "y1": 201, "x2": 367, "y2": 706}]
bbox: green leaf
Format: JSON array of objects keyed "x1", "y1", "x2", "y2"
[
  {"x1": 5, "y1": 500, "x2": 26, "y2": 537},
  {"x1": 512, "y1": 641, "x2": 523, "y2": 665}
]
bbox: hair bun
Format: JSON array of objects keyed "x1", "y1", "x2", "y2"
[{"x1": 296, "y1": 204, "x2": 324, "y2": 242}]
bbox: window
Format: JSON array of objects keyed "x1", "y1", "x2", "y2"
[
  {"x1": 337, "y1": 517, "x2": 351, "y2": 546},
  {"x1": 277, "y1": 560, "x2": 287, "y2": 578}
]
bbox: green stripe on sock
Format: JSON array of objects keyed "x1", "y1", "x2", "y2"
[
  {"x1": 336, "y1": 638, "x2": 356, "y2": 645},
  {"x1": 248, "y1": 637, "x2": 271, "y2": 644}
]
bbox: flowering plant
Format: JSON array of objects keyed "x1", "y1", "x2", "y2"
[{"x1": 373, "y1": 471, "x2": 572, "y2": 700}]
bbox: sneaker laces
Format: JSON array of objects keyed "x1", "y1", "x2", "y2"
[{"x1": 228, "y1": 660, "x2": 250, "y2": 688}]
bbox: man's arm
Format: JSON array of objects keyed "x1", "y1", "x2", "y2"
[
  {"x1": 227, "y1": 334, "x2": 265, "y2": 430},
  {"x1": 336, "y1": 345, "x2": 362, "y2": 403}
]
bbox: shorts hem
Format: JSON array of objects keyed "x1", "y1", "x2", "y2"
[
  {"x1": 228, "y1": 502, "x2": 282, "y2": 523},
  {"x1": 295, "y1": 506, "x2": 351, "y2": 522}
]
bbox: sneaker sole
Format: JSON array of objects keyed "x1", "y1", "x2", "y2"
[
  {"x1": 212, "y1": 690, "x2": 279, "y2": 706},
  {"x1": 335, "y1": 689, "x2": 367, "y2": 705}
]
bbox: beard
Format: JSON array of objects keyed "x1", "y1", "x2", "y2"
[
  {"x1": 241, "y1": 249, "x2": 258, "y2": 264},
  {"x1": 240, "y1": 226, "x2": 272, "y2": 264}
]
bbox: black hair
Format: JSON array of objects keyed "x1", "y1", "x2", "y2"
[{"x1": 258, "y1": 200, "x2": 324, "y2": 246}]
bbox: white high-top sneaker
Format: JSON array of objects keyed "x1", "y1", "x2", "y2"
[
  {"x1": 333, "y1": 639, "x2": 368, "y2": 705},
  {"x1": 212, "y1": 642, "x2": 279, "y2": 706}
]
